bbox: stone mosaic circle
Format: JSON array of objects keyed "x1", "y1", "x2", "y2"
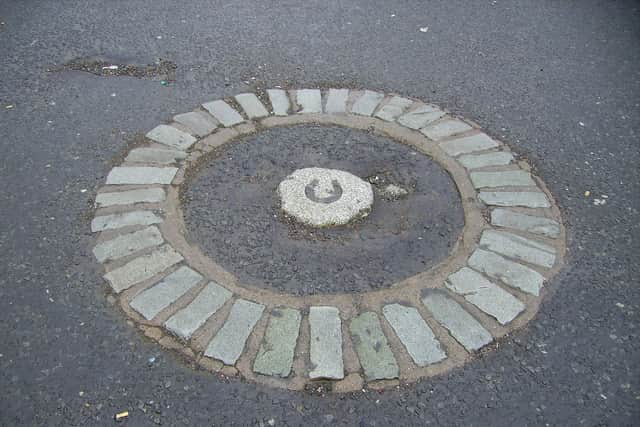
[{"x1": 91, "y1": 88, "x2": 565, "y2": 392}]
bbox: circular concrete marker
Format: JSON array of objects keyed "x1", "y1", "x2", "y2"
[
  {"x1": 90, "y1": 88, "x2": 566, "y2": 393},
  {"x1": 278, "y1": 167, "x2": 374, "y2": 227}
]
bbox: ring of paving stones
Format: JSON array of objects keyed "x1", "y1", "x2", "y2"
[{"x1": 91, "y1": 88, "x2": 565, "y2": 392}]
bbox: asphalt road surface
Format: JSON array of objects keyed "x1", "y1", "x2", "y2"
[{"x1": 1, "y1": 0, "x2": 638, "y2": 425}]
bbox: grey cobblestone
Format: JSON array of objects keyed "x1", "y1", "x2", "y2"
[
  {"x1": 92, "y1": 226, "x2": 163, "y2": 262},
  {"x1": 468, "y1": 249, "x2": 545, "y2": 296},
  {"x1": 91, "y1": 210, "x2": 162, "y2": 232},
  {"x1": 253, "y1": 308, "x2": 302, "y2": 378},
  {"x1": 350, "y1": 312, "x2": 399, "y2": 380},
  {"x1": 350, "y1": 90, "x2": 384, "y2": 116},
  {"x1": 95, "y1": 188, "x2": 165, "y2": 207},
  {"x1": 439, "y1": 133, "x2": 499, "y2": 156},
  {"x1": 235, "y1": 93, "x2": 269, "y2": 119},
  {"x1": 324, "y1": 88, "x2": 349, "y2": 114},
  {"x1": 421, "y1": 119, "x2": 472, "y2": 140},
  {"x1": 146, "y1": 124, "x2": 197, "y2": 150},
  {"x1": 125, "y1": 148, "x2": 187, "y2": 165},
  {"x1": 173, "y1": 111, "x2": 219, "y2": 137},
  {"x1": 106, "y1": 166, "x2": 178, "y2": 185},
  {"x1": 374, "y1": 96, "x2": 413, "y2": 122},
  {"x1": 491, "y1": 208, "x2": 561, "y2": 238},
  {"x1": 478, "y1": 191, "x2": 551, "y2": 208},
  {"x1": 202, "y1": 100, "x2": 244, "y2": 127},
  {"x1": 296, "y1": 89, "x2": 322, "y2": 113},
  {"x1": 480, "y1": 229, "x2": 556, "y2": 268},
  {"x1": 266, "y1": 89, "x2": 290, "y2": 116},
  {"x1": 457, "y1": 151, "x2": 514, "y2": 169},
  {"x1": 397, "y1": 105, "x2": 445, "y2": 129},
  {"x1": 470, "y1": 170, "x2": 535, "y2": 189},
  {"x1": 309, "y1": 306, "x2": 344, "y2": 380}
]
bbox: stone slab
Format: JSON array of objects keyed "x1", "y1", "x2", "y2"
[
  {"x1": 173, "y1": 111, "x2": 218, "y2": 137},
  {"x1": 421, "y1": 289, "x2": 493, "y2": 352},
  {"x1": 296, "y1": 89, "x2": 322, "y2": 113},
  {"x1": 491, "y1": 208, "x2": 561, "y2": 238},
  {"x1": 125, "y1": 148, "x2": 187, "y2": 165},
  {"x1": 205, "y1": 299, "x2": 264, "y2": 365},
  {"x1": 103, "y1": 245, "x2": 183, "y2": 293},
  {"x1": 374, "y1": 96, "x2": 413, "y2": 122},
  {"x1": 470, "y1": 170, "x2": 535, "y2": 189},
  {"x1": 468, "y1": 249, "x2": 545, "y2": 296},
  {"x1": 382, "y1": 304, "x2": 446, "y2": 367},
  {"x1": 309, "y1": 306, "x2": 344, "y2": 380},
  {"x1": 351, "y1": 90, "x2": 384, "y2": 116},
  {"x1": 202, "y1": 100, "x2": 244, "y2": 127},
  {"x1": 478, "y1": 191, "x2": 551, "y2": 208},
  {"x1": 421, "y1": 119, "x2": 472, "y2": 140},
  {"x1": 397, "y1": 105, "x2": 445, "y2": 129},
  {"x1": 129, "y1": 266, "x2": 202, "y2": 320},
  {"x1": 145, "y1": 124, "x2": 197, "y2": 150},
  {"x1": 95, "y1": 188, "x2": 166, "y2": 208},
  {"x1": 91, "y1": 210, "x2": 162, "y2": 232},
  {"x1": 349, "y1": 312, "x2": 399, "y2": 381},
  {"x1": 457, "y1": 152, "x2": 514, "y2": 169},
  {"x1": 253, "y1": 308, "x2": 302, "y2": 377},
  {"x1": 164, "y1": 281, "x2": 232, "y2": 340},
  {"x1": 235, "y1": 93, "x2": 269, "y2": 119},
  {"x1": 445, "y1": 267, "x2": 525, "y2": 325},
  {"x1": 324, "y1": 88, "x2": 349, "y2": 114},
  {"x1": 106, "y1": 166, "x2": 178, "y2": 185},
  {"x1": 92, "y1": 226, "x2": 163, "y2": 262},
  {"x1": 480, "y1": 229, "x2": 556, "y2": 268},
  {"x1": 439, "y1": 133, "x2": 499, "y2": 156},
  {"x1": 267, "y1": 89, "x2": 290, "y2": 116}
]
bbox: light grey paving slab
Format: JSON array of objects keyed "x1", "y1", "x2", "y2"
[
  {"x1": 309, "y1": 306, "x2": 344, "y2": 380},
  {"x1": 95, "y1": 188, "x2": 166, "y2": 208},
  {"x1": 235, "y1": 93, "x2": 269, "y2": 119},
  {"x1": 125, "y1": 148, "x2": 187, "y2": 165},
  {"x1": 205, "y1": 299, "x2": 265, "y2": 365},
  {"x1": 397, "y1": 104, "x2": 445, "y2": 129},
  {"x1": 478, "y1": 191, "x2": 551, "y2": 208},
  {"x1": 296, "y1": 89, "x2": 322, "y2": 113},
  {"x1": 350, "y1": 91, "x2": 384, "y2": 116},
  {"x1": 421, "y1": 289, "x2": 493, "y2": 352},
  {"x1": 92, "y1": 226, "x2": 163, "y2": 262},
  {"x1": 491, "y1": 208, "x2": 561, "y2": 238},
  {"x1": 105, "y1": 166, "x2": 178, "y2": 185},
  {"x1": 457, "y1": 152, "x2": 514, "y2": 169},
  {"x1": 421, "y1": 119, "x2": 472, "y2": 140},
  {"x1": 267, "y1": 89, "x2": 290, "y2": 116},
  {"x1": 470, "y1": 170, "x2": 535, "y2": 189},
  {"x1": 103, "y1": 245, "x2": 183, "y2": 293},
  {"x1": 445, "y1": 267, "x2": 525, "y2": 325},
  {"x1": 480, "y1": 229, "x2": 556, "y2": 268},
  {"x1": 164, "y1": 281, "x2": 232, "y2": 340},
  {"x1": 253, "y1": 308, "x2": 302, "y2": 377},
  {"x1": 350, "y1": 312, "x2": 399, "y2": 380},
  {"x1": 374, "y1": 96, "x2": 413, "y2": 121},
  {"x1": 324, "y1": 88, "x2": 349, "y2": 113},
  {"x1": 145, "y1": 124, "x2": 197, "y2": 150},
  {"x1": 173, "y1": 111, "x2": 218, "y2": 137},
  {"x1": 439, "y1": 133, "x2": 499, "y2": 156},
  {"x1": 468, "y1": 249, "x2": 545, "y2": 296},
  {"x1": 129, "y1": 266, "x2": 202, "y2": 320},
  {"x1": 91, "y1": 210, "x2": 162, "y2": 232},
  {"x1": 202, "y1": 100, "x2": 244, "y2": 127},
  {"x1": 382, "y1": 304, "x2": 446, "y2": 367}
]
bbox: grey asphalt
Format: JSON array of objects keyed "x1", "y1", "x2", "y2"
[{"x1": 1, "y1": 0, "x2": 638, "y2": 425}]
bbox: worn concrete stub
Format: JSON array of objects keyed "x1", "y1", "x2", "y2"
[
  {"x1": 350, "y1": 312, "x2": 399, "y2": 380},
  {"x1": 253, "y1": 308, "x2": 302, "y2": 377},
  {"x1": 309, "y1": 306, "x2": 344, "y2": 380}
]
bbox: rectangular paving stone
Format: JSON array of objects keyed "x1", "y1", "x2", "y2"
[
  {"x1": 421, "y1": 289, "x2": 493, "y2": 352},
  {"x1": 468, "y1": 249, "x2": 545, "y2": 296},
  {"x1": 382, "y1": 303, "x2": 446, "y2": 367},
  {"x1": 439, "y1": 133, "x2": 499, "y2": 156},
  {"x1": 478, "y1": 191, "x2": 551, "y2": 208},
  {"x1": 235, "y1": 93, "x2": 269, "y2": 119},
  {"x1": 202, "y1": 100, "x2": 244, "y2": 127},
  {"x1": 397, "y1": 105, "x2": 445, "y2": 129},
  {"x1": 350, "y1": 90, "x2": 384, "y2": 116},
  {"x1": 480, "y1": 229, "x2": 556, "y2": 268},
  {"x1": 103, "y1": 245, "x2": 183, "y2": 293},
  {"x1": 457, "y1": 151, "x2": 514, "y2": 169},
  {"x1": 374, "y1": 96, "x2": 413, "y2": 122},
  {"x1": 106, "y1": 166, "x2": 178, "y2": 185},
  {"x1": 92, "y1": 226, "x2": 163, "y2": 263},
  {"x1": 129, "y1": 266, "x2": 202, "y2": 320},
  {"x1": 267, "y1": 89, "x2": 290, "y2": 116},
  {"x1": 491, "y1": 208, "x2": 561, "y2": 238},
  {"x1": 95, "y1": 188, "x2": 166, "y2": 208},
  {"x1": 253, "y1": 308, "x2": 302, "y2": 378},
  {"x1": 324, "y1": 88, "x2": 349, "y2": 114},
  {"x1": 91, "y1": 210, "x2": 162, "y2": 232},
  {"x1": 145, "y1": 124, "x2": 197, "y2": 150},
  {"x1": 309, "y1": 306, "x2": 344, "y2": 380},
  {"x1": 445, "y1": 267, "x2": 525, "y2": 325},
  {"x1": 296, "y1": 89, "x2": 322, "y2": 113},
  {"x1": 350, "y1": 312, "x2": 399, "y2": 381},
  {"x1": 470, "y1": 170, "x2": 535, "y2": 189},
  {"x1": 421, "y1": 119, "x2": 472, "y2": 140},
  {"x1": 205, "y1": 299, "x2": 265, "y2": 365},
  {"x1": 164, "y1": 281, "x2": 232, "y2": 340},
  {"x1": 173, "y1": 111, "x2": 218, "y2": 137},
  {"x1": 125, "y1": 148, "x2": 187, "y2": 165}
]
